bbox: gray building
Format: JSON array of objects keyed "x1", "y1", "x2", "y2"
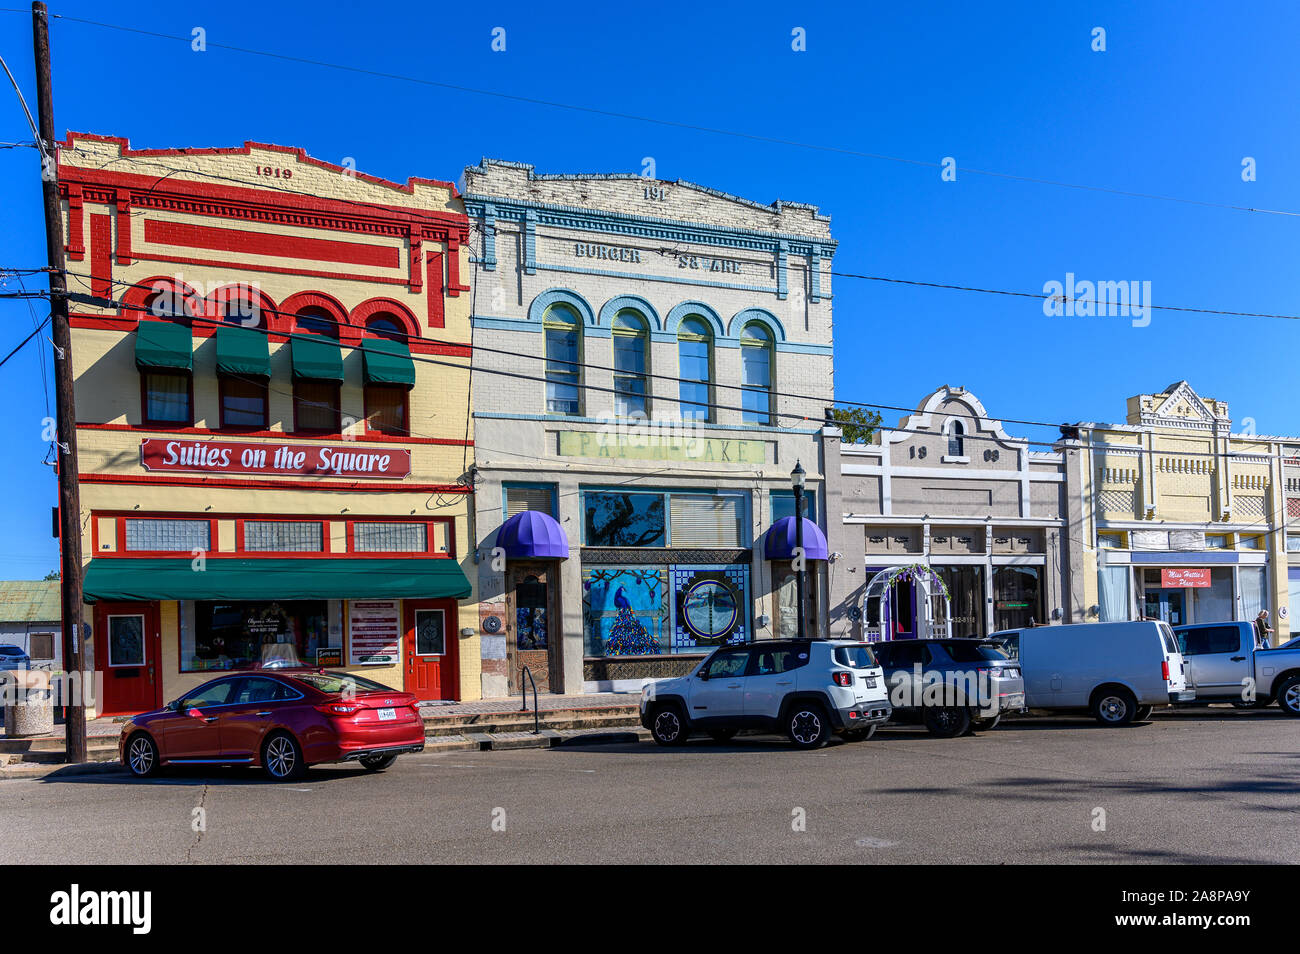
[
  {"x1": 462, "y1": 159, "x2": 839, "y2": 697},
  {"x1": 0, "y1": 580, "x2": 61, "y2": 669},
  {"x1": 827, "y1": 386, "x2": 1078, "y2": 641}
]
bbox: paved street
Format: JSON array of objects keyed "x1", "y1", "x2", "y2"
[{"x1": 2, "y1": 708, "x2": 1296, "y2": 864}]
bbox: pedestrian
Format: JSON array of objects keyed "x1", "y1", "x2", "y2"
[{"x1": 1254, "y1": 610, "x2": 1274, "y2": 648}]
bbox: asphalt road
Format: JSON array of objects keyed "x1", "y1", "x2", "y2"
[{"x1": 2, "y1": 707, "x2": 1297, "y2": 864}]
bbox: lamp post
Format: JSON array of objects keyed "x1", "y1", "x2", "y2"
[{"x1": 792, "y1": 460, "x2": 807, "y2": 640}]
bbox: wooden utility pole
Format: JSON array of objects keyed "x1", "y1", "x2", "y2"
[{"x1": 32, "y1": 1, "x2": 86, "y2": 763}]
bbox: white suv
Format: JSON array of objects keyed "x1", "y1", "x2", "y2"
[{"x1": 639, "y1": 639, "x2": 892, "y2": 749}]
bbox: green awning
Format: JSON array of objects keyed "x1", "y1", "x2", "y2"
[
  {"x1": 83, "y1": 558, "x2": 471, "y2": 603},
  {"x1": 134, "y1": 320, "x2": 193, "y2": 372},
  {"x1": 361, "y1": 337, "x2": 415, "y2": 387},
  {"x1": 290, "y1": 334, "x2": 344, "y2": 382},
  {"x1": 215, "y1": 326, "x2": 270, "y2": 378}
]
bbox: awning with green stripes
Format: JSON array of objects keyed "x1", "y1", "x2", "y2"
[
  {"x1": 134, "y1": 320, "x2": 193, "y2": 372},
  {"x1": 215, "y1": 326, "x2": 271, "y2": 378},
  {"x1": 290, "y1": 333, "x2": 344, "y2": 382},
  {"x1": 83, "y1": 558, "x2": 472, "y2": 603},
  {"x1": 361, "y1": 337, "x2": 416, "y2": 387}
]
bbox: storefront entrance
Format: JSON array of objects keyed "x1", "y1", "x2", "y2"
[
  {"x1": 403, "y1": 599, "x2": 457, "y2": 701},
  {"x1": 506, "y1": 563, "x2": 558, "y2": 692},
  {"x1": 93, "y1": 601, "x2": 163, "y2": 715},
  {"x1": 1144, "y1": 587, "x2": 1187, "y2": 626}
]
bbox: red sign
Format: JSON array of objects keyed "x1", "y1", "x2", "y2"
[
  {"x1": 1161, "y1": 568, "x2": 1211, "y2": 588},
  {"x1": 141, "y1": 438, "x2": 411, "y2": 480}
]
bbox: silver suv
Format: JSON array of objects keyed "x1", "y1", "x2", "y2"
[
  {"x1": 872, "y1": 638, "x2": 1027, "y2": 737},
  {"x1": 639, "y1": 639, "x2": 892, "y2": 750}
]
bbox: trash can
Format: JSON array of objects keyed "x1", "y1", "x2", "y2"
[{"x1": 2, "y1": 669, "x2": 54, "y2": 737}]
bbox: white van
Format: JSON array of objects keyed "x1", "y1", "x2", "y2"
[{"x1": 989, "y1": 621, "x2": 1194, "y2": 726}]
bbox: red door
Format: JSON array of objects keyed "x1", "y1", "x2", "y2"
[
  {"x1": 404, "y1": 599, "x2": 457, "y2": 701},
  {"x1": 93, "y1": 602, "x2": 163, "y2": 715}
]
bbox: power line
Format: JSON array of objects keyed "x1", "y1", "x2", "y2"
[
  {"x1": 24, "y1": 8, "x2": 1300, "y2": 220},
  {"x1": 55, "y1": 266, "x2": 1300, "y2": 451},
  {"x1": 38, "y1": 276, "x2": 1300, "y2": 463}
]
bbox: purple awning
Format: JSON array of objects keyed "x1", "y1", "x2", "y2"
[
  {"x1": 763, "y1": 516, "x2": 829, "y2": 561},
  {"x1": 495, "y1": 510, "x2": 570, "y2": 560}
]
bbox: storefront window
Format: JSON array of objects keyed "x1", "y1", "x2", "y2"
[
  {"x1": 1289, "y1": 570, "x2": 1300, "y2": 635},
  {"x1": 353, "y1": 522, "x2": 427, "y2": 552},
  {"x1": 179, "y1": 600, "x2": 341, "y2": 672},
  {"x1": 1190, "y1": 568, "x2": 1234, "y2": 623},
  {"x1": 934, "y1": 565, "x2": 985, "y2": 637},
  {"x1": 584, "y1": 491, "x2": 665, "y2": 547},
  {"x1": 1239, "y1": 567, "x2": 1267, "y2": 621},
  {"x1": 125, "y1": 518, "x2": 210, "y2": 552},
  {"x1": 582, "y1": 563, "x2": 750, "y2": 656},
  {"x1": 1097, "y1": 566, "x2": 1130, "y2": 621},
  {"x1": 243, "y1": 521, "x2": 323, "y2": 552},
  {"x1": 993, "y1": 566, "x2": 1042, "y2": 630}
]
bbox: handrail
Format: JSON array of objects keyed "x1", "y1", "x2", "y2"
[{"x1": 518, "y1": 666, "x2": 539, "y2": 735}]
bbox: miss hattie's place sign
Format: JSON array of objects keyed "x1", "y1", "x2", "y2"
[{"x1": 140, "y1": 438, "x2": 411, "y2": 479}]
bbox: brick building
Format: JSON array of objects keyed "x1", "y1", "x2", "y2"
[
  {"x1": 462, "y1": 159, "x2": 839, "y2": 697},
  {"x1": 58, "y1": 133, "x2": 481, "y2": 714}
]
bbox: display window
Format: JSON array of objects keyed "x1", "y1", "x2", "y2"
[{"x1": 179, "y1": 599, "x2": 343, "y2": 672}]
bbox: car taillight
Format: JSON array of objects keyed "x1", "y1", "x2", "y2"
[
  {"x1": 317, "y1": 702, "x2": 361, "y2": 715},
  {"x1": 1161, "y1": 661, "x2": 1170, "y2": 681},
  {"x1": 832, "y1": 671, "x2": 853, "y2": 687}
]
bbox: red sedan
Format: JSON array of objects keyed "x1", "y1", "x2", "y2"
[{"x1": 119, "y1": 670, "x2": 425, "y2": 781}]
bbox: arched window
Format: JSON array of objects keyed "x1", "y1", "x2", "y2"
[
  {"x1": 142, "y1": 284, "x2": 191, "y2": 323},
  {"x1": 677, "y1": 316, "x2": 713, "y2": 422},
  {"x1": 219, "y1": 296, "x2": 263, "y2": 328},
  {"x1": 365, "y1": 313, "x2": 406, "y2": 341},
  {"x1": 612, "y1": 310, "x2": 649, "y2": 418},
  {"x1": 295, "y1": 306, "x2": 338, "y2": 338},
  {"x1": 543, "y1": 304, "x2": 582, "y2": 416},
  {"x1": 739, "y1": 323, "x2": 773, "y2": 425},
  {"x1": 947, "y1": 420, "x2": 965, "y2": 458}
]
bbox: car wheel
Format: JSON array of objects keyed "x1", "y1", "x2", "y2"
[
  {"x1": 969, "y1": 713, "x2": 1001, "y2": 732},
  {"x1": 844, "y1": 725, "x2": 878, "y2": 741},
  {"x1": 923, "y1": 706, "x2": 971, "y2": 738},
  {"x1": 707, "y1": 728, "x2": 738, "y2": 743},
  {"x1": 649, "y1": 705, "x2": 689, "y2": 746},
  {"x1": 262, "y1": 732, "x2": 306, "y2": 781},
  {"x1": 1276, "y1": 675, "x2": 1300, "y2": 717},
  {"x1": 1092, "y1": 687, "x2": 1138, "y2": 726},
  {"x1": 124, "y1": 732, "x2": 160, "y2": 778},
  {"x1": 1134, "y1": 704, "x2": 1155, "y2": 722},
  {"x1": 786, "y1": 703, "x2": 832, "y2": 749},
  {"x1": 359, "y1": 753, "x2": 398, "y2": 772}
]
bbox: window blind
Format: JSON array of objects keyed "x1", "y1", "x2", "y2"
[{"x1": 669, "y1": 495, "x2": 744, "y2": 548}]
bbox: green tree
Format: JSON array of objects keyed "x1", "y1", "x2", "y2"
[
  {"x1": 43, "y1": 569, "x2": 59, "y2": 581},
  {"x1": 828, "y1": 406, "x2": 884, "y2": 444}
]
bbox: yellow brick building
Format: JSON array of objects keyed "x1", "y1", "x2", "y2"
[
  {"x1": 57, "y1": 134, "x2": 481, "y2": 714},
  {"x1": 1069, "y1": 381, "x2": 1290, "y2": 641}
]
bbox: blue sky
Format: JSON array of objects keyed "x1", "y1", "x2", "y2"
[{"x1": 1, "y1": 0, "x2": 1298, "y2": 577}]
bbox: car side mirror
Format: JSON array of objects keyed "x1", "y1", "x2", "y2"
[{"x1": 697, "y1": 670, "x2": 709, "y2": 680}]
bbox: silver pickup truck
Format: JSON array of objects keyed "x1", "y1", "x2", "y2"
[{"x1": 1172, "y1": 621, "x2": 1300, "y2": 715}]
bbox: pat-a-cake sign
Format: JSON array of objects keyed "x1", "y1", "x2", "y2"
[{"x1": 141, "y1": 438, "x2": 411, "y2": 479}]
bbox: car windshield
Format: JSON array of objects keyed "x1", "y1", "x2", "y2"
[
  {"x1": 943, "y1": 642, "x2": 1011, "y2": 663},
  {"x1": 291, "y1": 671, "x2": 390, "y2": 695},
  {"x1": 833, "y1": 645, "x2": 878, "y2": 668}
]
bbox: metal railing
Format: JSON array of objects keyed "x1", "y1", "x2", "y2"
[{"x1": 518, "y1": 666, "x2": 539, "y2": 735}]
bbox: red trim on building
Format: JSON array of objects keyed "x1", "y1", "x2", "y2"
[
  {"x1": 351, "y1": 297, "x2": 419, "y2": 340},
  {"x1": 144, "y1": 218, "x2": 401, "y2": 269},
  {"x1": 90, "y1": 214, "x2": 112, "y2": 298},
  {"x1": 66, "y1": 184, "x2": 84, "y2": 260},
  {"x1": 114, "y1": 193, "x2": 133, "y2": 265},
  {"x1": 426, "y1": 252, "x2": 445, "y2": 328}
]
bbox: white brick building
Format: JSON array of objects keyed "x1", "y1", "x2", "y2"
[{"x1": 462, "y1": 159, "x2": 838, "y2": 696}]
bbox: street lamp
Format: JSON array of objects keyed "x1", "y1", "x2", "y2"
[{"x1": 791, "y1": 460, "x2": 807, "y2": 640}]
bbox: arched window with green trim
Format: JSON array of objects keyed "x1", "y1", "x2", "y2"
[
  {"x1": 739, "y1": 322, "x2": 774, "y2": 424},
  {"x1": 544, "y1": 304, "x2": 582, "y2": 416},
  {"x1": 677, "y1": 316, "x2": 714, "y2": 422},
  {"x1": 612, "y1": 310, "x2": 649, "y2": 417}
]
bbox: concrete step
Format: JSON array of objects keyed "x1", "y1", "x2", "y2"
[{"x1": 422, "y1": 708, "x2": 640, "y2": 737}]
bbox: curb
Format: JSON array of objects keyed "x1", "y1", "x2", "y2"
[{"x1": 0, "y1": 760, "x2": 124, "y2": 782}]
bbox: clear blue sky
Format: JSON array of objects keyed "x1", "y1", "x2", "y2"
[{"x1": 1, "y1": 0, "x2": 1298, "y2": 578}]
